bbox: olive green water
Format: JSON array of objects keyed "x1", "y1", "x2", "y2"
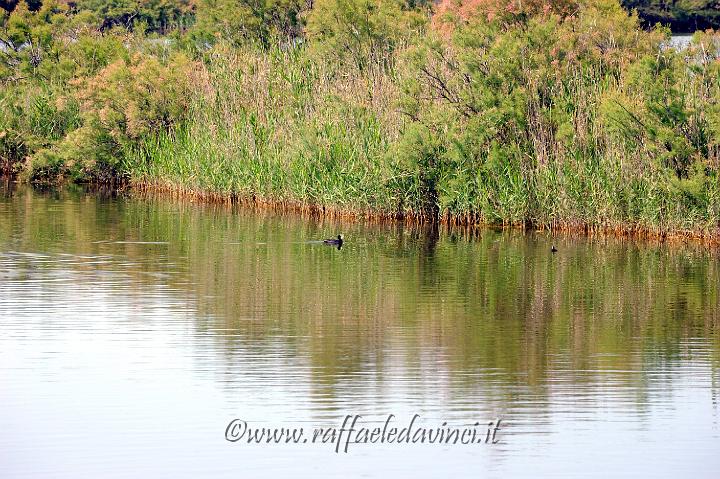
[{"x1": 1, "y1": 183, "x2": 719, "y2": 478}]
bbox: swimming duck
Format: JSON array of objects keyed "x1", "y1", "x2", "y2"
[{"x1": 323, "y1": 234, "x2": 344, "y2": 246}]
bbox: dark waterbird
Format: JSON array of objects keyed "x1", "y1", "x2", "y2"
[
  {"x1": 551, "y1": 245, "x2": 558, "y2": 253},
  {"x1": 323, "y1": 234, "x2": 344, "y2": 247}
]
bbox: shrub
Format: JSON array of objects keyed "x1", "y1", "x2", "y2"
[{"x1": 20, "y1": 51, "x2": 197, "y2": 182}]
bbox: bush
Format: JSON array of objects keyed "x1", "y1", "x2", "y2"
[{"x1": 49, "y1": 51, "x2": 197, "y2": 179}]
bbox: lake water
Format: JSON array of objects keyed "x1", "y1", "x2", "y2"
[
  {"x1": 1, "y1": 183, "x2": 718, "y2": 478},
  {"x1": 668, "y1": 34, "x2": 694, "y2": 50}
]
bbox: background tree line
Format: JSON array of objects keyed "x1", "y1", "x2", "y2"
[{"x1": 2, "y1": 0, "x2": 718, "y2": 33}]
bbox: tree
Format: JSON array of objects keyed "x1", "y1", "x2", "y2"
[
  {"x1": 305, "y1": 0, "x2": 425, "y2": 71},
  {"x1": 76, "y1": 0, "x2": 194, "y2": 33},
  {"x1": 0, "y1": 0, "x2": 68, "y2": 81},
  {"x1": 192, "y1": 0, "x2": 306, "y2": 47},
  {"x1": 1, "y1": 0, "x2": 42, "y2": 14}
]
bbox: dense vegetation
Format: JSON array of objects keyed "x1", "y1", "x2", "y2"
[{"x1": 2, "y1": 0, "x2": 720, "y2": 235}]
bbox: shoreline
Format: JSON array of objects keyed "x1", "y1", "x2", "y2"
[
  {"x1": 126, "y1": 179, "x2": 720, "y2": 247},
  {"x1": 4, "y1": 174, "x2": 719, "y2": 247}
]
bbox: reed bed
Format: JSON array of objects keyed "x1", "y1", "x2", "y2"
[
  {"x1": 123, "y1": 36, "x2": 720, "y2": 241},
  {"x1": 7, "y1": 2, "x2": 718, "y2": 240}
]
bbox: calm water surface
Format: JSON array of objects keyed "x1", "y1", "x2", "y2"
[{"x1": 1, "y1": 184, "x2": 719, "y2": 478}]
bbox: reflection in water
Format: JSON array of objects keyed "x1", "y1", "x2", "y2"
[{"x1": 0, "y1": 184, "x2": 719, "y2": 478}]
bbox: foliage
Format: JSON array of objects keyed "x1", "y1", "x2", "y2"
[
  {"x1": 75, "y1": 0, "x2": 195, "y2": 33},
  {"x1": 190, "y1": 0, "x2": 306, "y2": 48},
  {"x1": 305, "y1": 0, "x2": 426, "y2": 71},
  {"x1": 36, "y1": 51, "x2": 197, "y2": 182},
  {"x1": 432, "y1": 0, "x2": 580, "y2": 35},
  {"x1": 0, "y1": 1, "x2": 69, "y2": 81},
  {"x1": 2, "y1": 0, "x2": 720, "y2": 234}
]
